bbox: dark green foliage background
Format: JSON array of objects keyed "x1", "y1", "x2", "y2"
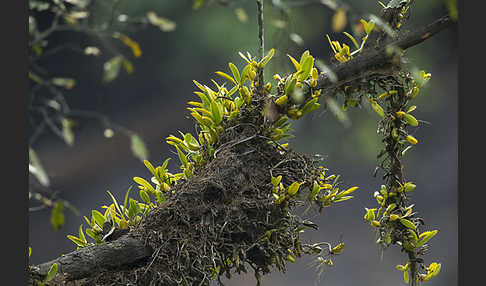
[{"x1": 29, "y1": 1, "x2": 457, "y2": 285}]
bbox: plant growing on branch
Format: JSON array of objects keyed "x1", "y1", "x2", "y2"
[{"x1": 28, "y1": 0, "x2": 456, "y2": 285}]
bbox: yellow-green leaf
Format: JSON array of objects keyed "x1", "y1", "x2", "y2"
[
  {"x1": 400, "y1": 218, "x2": 416, "y2": 230},
  {"x1": 130, "y1": 134, "x2": 149, "y2": 161},
  {"x1": 404, "y1": 182, "x2": 416, "y2": 192},
  {"x1": 287, "y1": 181, "x2": 302, "y2": 195},
  {"x1": 364, "y1": 208, "x2": 376, "y2": 222},
  {"x1": 144, "y1": 160, "x2": 156, "y2": 176},
  {"x1": 299, "y1": 50, "x2": 310, "y2": 66},
  {"x1": 240, "y1": 64, "x2": 251, "y2": 85},
  {"x1": 261, "y1": 48, "x2": 275, "y2": 66},
  {"x1": 193, "y1": 80, "x2": 207, "y2": 93},
  {"x1": 238, "y1": 51, "x2": 251, "y2": 64},
  {"x1": 272, "y1": 175, "x2": 282, "y2": 187},
  {"x1": 139, "y1": 189, "x2": 151, "y2": 204},
  {"x1": 403, "y1": 270, "x2": 409, "y2": 284},
  {"x1": 404, "y1": 113, "x2": 419, "y2": 126},
  {"x1": 210, "y1": 101, "x2": 223, "y2": 124},
  {"x1": 416, "y1": 230, "x2": 438, "y2": 247},
  {"x1": 274, "y1": 194, "x2": 286, "y2": 204},
  {"x1": 284, "y1": 78, "x2": 297, "y2": 96},
  {"x1": 300, "y1": 98, "x2": 319, "y2": 114},
  {"x1": 402, "y1": 145, "x2": 413, "y2": 156},
  {"x1": 406, "y1": 135, "x2": 418, "y2": 145},
  {"x1": 343, "y1": 32, "x2": 360, "y2": 50},
  {"x1": 336, "y1": 186, "x2": 358, "y2": 199},
  {"x1": 287, "y1": 54, "x2": 300, "y2": 71},
  {"x1": 370, "y1": 100, "x2": 385, "y2": 118},
  {"x1": 176, "y1": 146, "x2": 188, "y2": 168},
  {"x1": 103, "y1": 56, "x2": 123, "y2": 82},
  {"x1": 408, "y1": 229, "x2": 418, "y2": 245},
  {"x1": 333, "y1": 195, "x2": 353, "y2": 202},
  {"x1": 50, "y1": 201, "x2": 65, "y2": 231},
  {"x1": 133, "y1": 177, "x2": 155, "y2": 194},
  {"x1": 92, "y1": 210, "x2": 106, "y2": 228},
  {"x1": 275, "y1": 95, "x2": 288, "y2": 106},
  {"x1": 228, "y1": 62, "x2": 241, "y2": 84},
  {"x1": 106, "y1": 190, "x2": 125, "y2": 218},
  {"x1": 396, "y1": 264, "x2": 406, "y2": 272},
  {"x1": 155, "y1": 190, "x2": 166, "y2": 203},
  {"x1": 67, "y1": 234, "x2": 88, "y2": 247},
  {"x1": 215, "y1": 71, "x2": 236, "y2": 85},
  {"x1": 298, "y1": 55, "x2": 314, "y2": 82},
  {"x1": 78, "y1": 224, "x2": 87, "y2": 244},
  {"x1": 286, "y1": 255, "x2": 295, "y2": 263},
  {"x1": 44, "y1": 263, "x2": 58, "y2": 283}
]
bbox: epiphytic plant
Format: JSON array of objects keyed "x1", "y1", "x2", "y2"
[{"x1": 29, "y1": 1, "x2": 456, "y2": 285}]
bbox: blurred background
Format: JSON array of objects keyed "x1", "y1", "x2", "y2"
[{"x1": 28, "y1": 0, "x2": 457, "y2": 285}]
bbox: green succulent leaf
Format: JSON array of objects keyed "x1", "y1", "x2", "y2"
[
  {"x1": 44, "y1": 263, "x2": 58, "y2": 283},
  {"x1": 210, "y1": 101, "x2": 223, "y2": 125},
  {"x1": 228, "y1": 62, "x2": 241, "y2": 84},
  {"x1": 400, "y1": 218, "x2": 417, "y2": 230},
  {"x1": 287, "y1": 182, "x2": 302, "y2": 195},
  {"x1": 261, "y1": 48, "x2": 275, "y2": 66},
  {"x1": 133, "y1": 177, "x2": 156, "y2": 194},
  {"x1": 92, "y1": 210, "x2": 106, "y2": 228},
  {"x1": 298, "y1": 55, "x2": 314, "y2": 82},
  {"x1": 139, "y1": 189, "x2": 151, "y2": 204}
]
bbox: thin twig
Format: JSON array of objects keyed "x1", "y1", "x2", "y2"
[
  {"x1": 256, "y1": 0, "x2": 264, "y2": 61},
  {"x1": 256, "y1": 0, "x2": 265, "y2": 97}
]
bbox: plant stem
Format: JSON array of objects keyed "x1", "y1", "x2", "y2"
[
  {"x1": 256, "y1": 0, "x2": 265, "y2": 96},
  {"x1": 408, "y1": 251, "x2": 418, "y2": 286},
  {"x1": 256, "y1": 0, "x2": 264, "y2": 61}
]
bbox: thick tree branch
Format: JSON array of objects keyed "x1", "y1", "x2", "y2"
[
  {"x1": 30, "y1": 236, "x2": 152, "y2": 284},
  {"x1": 393, "y1": 15, "x2": 453, "y2": 50},
  {"x1": 315, "y1": 15, "x2": 453, "y2": 92}
]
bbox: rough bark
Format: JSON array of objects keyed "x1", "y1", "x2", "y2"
[
  {"x1": 30, "y1": 236, "x2": 152, "y2": 284},
  {"x1": 315, "y1": 15, "x2": 453, "y2": 93}
]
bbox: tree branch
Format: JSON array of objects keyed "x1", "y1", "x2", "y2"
[
  {"x1": 393, "y1": 15, "x2": 453, "y2": 50},
  {"x1": 315, "y1": 15, "x2": 453, "y2": 92},
  {"x1": 30, "y1": 235, "x2": 152, "y2": 284}
]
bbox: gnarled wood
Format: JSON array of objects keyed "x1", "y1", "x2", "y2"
[
  {"x1": 315, "y1": 15, "x2": 453, "y2": 92},
  {"x1": 30, "y1": 235, "x2": 152, "y2": 284}
]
